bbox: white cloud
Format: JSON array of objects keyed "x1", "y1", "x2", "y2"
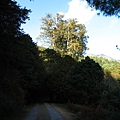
[
  {"x1": 63, "y1": 0, "x2": 96, "y2": 24},
  {"x1": 109, "y1": 19, "x2": 118, "y2": 28}
]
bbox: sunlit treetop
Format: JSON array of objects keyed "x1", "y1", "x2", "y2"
[{"x1": 40, "y1": 13, "x2": 88, "y2": 60}]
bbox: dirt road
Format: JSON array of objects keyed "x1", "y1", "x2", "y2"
[
  {"x1": 24, "y1": 104, "x2": 40, "y2": 120},
  {"x1": 24, "y1": 103, "x2": 69, "y2": 120}
]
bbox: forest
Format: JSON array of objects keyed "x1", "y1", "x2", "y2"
[{"x1": 0, "y1": 0, "x2": 120, "y2": 120}]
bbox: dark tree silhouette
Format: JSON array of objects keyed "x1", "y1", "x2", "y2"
[
  {"x1": 67, "y1": 56, "x2": 104, "y2": 105},
  {"x1": 0, "y1": 1, "x2": 46, "y2": 119},
  {"x1": 86, "y1": 0, "x2": 120, "y2": 17}
]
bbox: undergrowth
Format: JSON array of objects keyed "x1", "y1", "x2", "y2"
[{"x1": 53, "y1": 102, "x2": 120, "y2": 120}]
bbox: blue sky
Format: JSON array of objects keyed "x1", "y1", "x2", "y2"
[{"x1": 17, "y1": 0, "x2": 120, "y2": 60}]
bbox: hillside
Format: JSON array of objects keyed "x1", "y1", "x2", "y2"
[{"x1": 89, "y1": 55, "x2": 120, "y2": 80}]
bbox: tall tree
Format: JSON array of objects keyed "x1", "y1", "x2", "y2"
[
  {"x1": 0, "y1": 0, "x2": 31, "y2": 79},
  {"x1": 86, "y1": 0, "x2": 120, "y2": 17},
  {"x1": 40, "y1": 13, "x2": 88, "y2": 59},
  {"x1": 0, "y1": 0, "x2": 41, "y2": 118},
  {"x1": 0, "y1": 0, "x2": 31, "y2": 36},
  {"x1": 13, "y1": 34, "x2": 47, "y2": 103}
]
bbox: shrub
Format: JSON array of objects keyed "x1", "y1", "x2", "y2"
[{"x1": 67, "y1": 56, "x2": 104, "y2": 105}]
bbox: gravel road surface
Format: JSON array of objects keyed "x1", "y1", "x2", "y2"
[
  {"x1": 24, "y1": 104, "x2": 40, "y2": 120},
  {"x1": 45, "y1": 103, "x2": 64, "y2": 120},
  {"x1": 24, "y1": 103, "x2": 64, "y2": 120}
]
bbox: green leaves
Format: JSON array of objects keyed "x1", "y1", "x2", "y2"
[
  {"x1": 40, "y1": 13, "x2": 88, "y2": 60},
  {"x1": 90, "y1": 56, "x2": 120, "y2": 79}
]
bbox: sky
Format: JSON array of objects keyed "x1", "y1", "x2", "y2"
[{"x1": 17, "y1": 0, "x2": 120, "y2": 60}]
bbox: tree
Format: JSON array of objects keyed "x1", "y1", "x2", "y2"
[
  {"x1": 86, "y1": 0, "x2": 120, "y2": 17},
  {"x1": 67, "y1": 56, "x2": 104, "y2": 105},
  {"x1": 39, "y1": 48, "x2": 61, "y2": 73},
  {"x1": 46, "y1": 55, "x2": 76, "y2": 102},
  {"x1": 40, "y1": 13, "x2": 88, "y2": 59},
  {"x1": 90, "y1": 56, "x2": 120, "y2": 80},
  {"x1": 0, "y1": 0, "x2": 31, "y2": 36},
  {"x1": 13, "y1": 34, "x2": 47, "y2": 103},
  {"x1": 0, "y1": 1, "x2": 31, "y2": 116},
  {"x1": 0, "y1": 0, "x2": 46, "y2": 118},
  {"x1": 0, "y1": 0, "x2": 31, "y2": 84}
]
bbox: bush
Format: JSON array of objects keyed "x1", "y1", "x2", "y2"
[
  {"x1": 101, "y1": 75, "x2": 120, "y2": 111},
  {"x1": 0, "y1": 69, "x2": 24, "y2": 119},
  {"x1": 67, "y1": 56, "x2": 104, "y2": 105}
]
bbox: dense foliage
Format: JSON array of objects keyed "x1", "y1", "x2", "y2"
[
  {"x1": 47, "y1": 55, "x2": 76, "y2": 103},
  {"x1": 0, "y1": 0, "x2": 46, "y2": 119},
  {"x1": 90, "y1": 56, "x2": 120, "y2": 79},
  {"x1": 89, "y1": 56, "x2": 120, "y2": 112},
  {"x1": 86, "y1": 0, "x2": 120, "y2": 17},
  {"x1": 40, "y1": 13, "x2": 88, "y2": 60},
  {"x1": 0, "y1": 0, "x2": 31, "y2": 35},
  {"x1": 39, "y1": 48, "x2": 76, "y2": 102},
  {"x1": 101, "y1": 74, "x2": 120, "y2": 111},
  {"x1": 67, "y1": 56, "x2": 104, "y2": 105}
]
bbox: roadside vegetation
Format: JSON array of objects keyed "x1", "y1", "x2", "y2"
[
  {"x1": 1, "y1": 0, "x2": 120, "y2": 120},
  {"x1": 4, "y1": 104, "x2": 34, "y2": 120},
  {"x1": 52, "y1": 103, "x2": 120, "y2": 120}
]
